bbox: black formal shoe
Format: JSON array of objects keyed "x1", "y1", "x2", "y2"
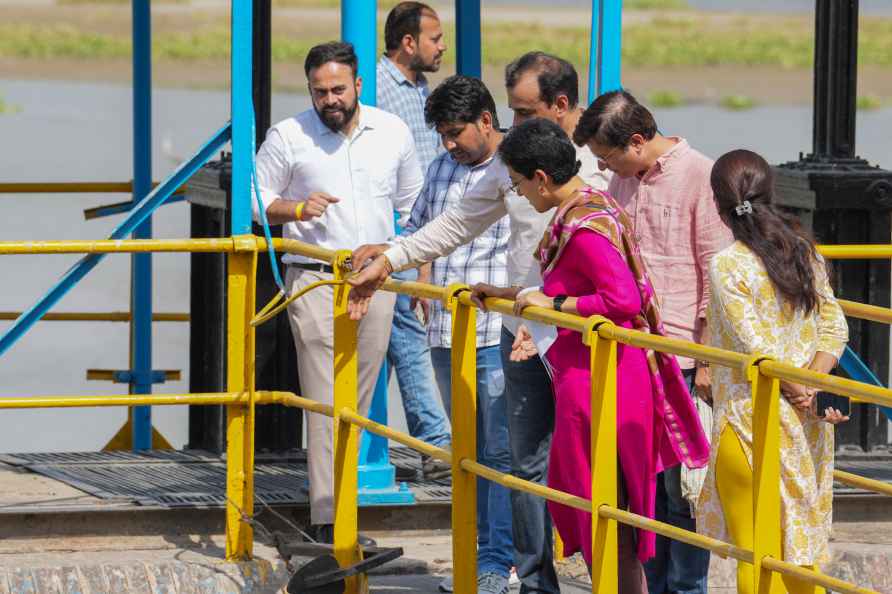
[{"x1": 308, "y1": 523, "x2": 378, "y2": 548}]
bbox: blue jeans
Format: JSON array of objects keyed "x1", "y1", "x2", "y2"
[
  {"x1": 431, "y1": 345, "x2": 514, "y2": 577},
  {"x1": 500, "y1": 328, "x2": 560, "y2": 594},
  {"x1": 644, "y1": 369, "x2": 711, "y2": 594},
  {"x1": 387, "y1": 268, "x2": 451, "y2": 449}
]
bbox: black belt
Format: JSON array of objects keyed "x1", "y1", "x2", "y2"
[{"x1": 290, "y1": 262, "x2": 334, "y2": 274}]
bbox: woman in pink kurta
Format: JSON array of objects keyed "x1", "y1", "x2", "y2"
[
  {"x1": 541, "y1": 228, "x2": 658, "y2": 566},
  {"x1": 498, "y1": 118, "x2": 710, "y2": 590}
]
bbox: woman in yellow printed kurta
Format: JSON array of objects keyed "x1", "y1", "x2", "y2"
[{"x1": 695, "y1": 150, "x2": 849, "y2": 594}]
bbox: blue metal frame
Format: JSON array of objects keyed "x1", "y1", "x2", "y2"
[
  {"x1": 341, "y1": 0, "x2": 377, "y2": 105},
  {"x1": 838, "y1": 346, "x2": 892, "y2": 422},
  {"x1": 588, "y1": 0, "x2": 623, "y2": 103},
  {"x1": 456, "y1": 0, "x2": 482, "y2": 78},
  {"x1": 84, "y1": 195, "x2": 185, "y2": 220},
  {"x1": 358, "y1": 367, "x2": 414, "y2": 506},
  {"x1": 113, "y1": 370, "x2": 169, "y2": 384},
  {"x1": 231, "y1": 0, "x2": 254, "y2": 236},
  {"x1": 131, "y1": 0, "x2": 153, "y2": 451},
  {"x1": 0, "y1": 123, "x2": 232, "y2": 358},
  {"x1": 341, "y1": 0, "x2": 415, "y2": 505}
]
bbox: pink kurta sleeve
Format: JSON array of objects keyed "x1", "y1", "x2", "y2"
[{"x1": 566, "y1": 229, "x2": 642, "y2": 322}]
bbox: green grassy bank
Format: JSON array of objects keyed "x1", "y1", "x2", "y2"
[{"x1": 3, "y1": 16, "x2": 892, "y2": 69}]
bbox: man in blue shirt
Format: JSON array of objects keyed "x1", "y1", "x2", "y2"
[{"x1": 376, "y1": 2, "x2": 452, "y2": 480}]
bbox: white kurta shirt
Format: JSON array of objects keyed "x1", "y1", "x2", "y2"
[{"x1": 253, "y1": 103, "x2": 424, "y2": 265}]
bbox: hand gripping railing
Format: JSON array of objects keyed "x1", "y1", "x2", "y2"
[{"x1": 0, "y1": 235, "x2": 890, "y2": 594}]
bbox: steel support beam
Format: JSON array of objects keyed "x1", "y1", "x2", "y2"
[
  {"x1": 456, "y1": 0, "x2": 481, "y2": 78},
  {"x1": 0, "y1": 124, "x2": 231, "y2": 358},
  {"x1": 588, "y1": 0, "x2": 623, "y2": 102},
  {"x1": 131, "y1": 0, "x2": 154, "y2": 451}
]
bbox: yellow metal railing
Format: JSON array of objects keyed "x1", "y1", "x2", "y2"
[{"x1": 0, "y1": 236, "x2": 890, "y2": 594}]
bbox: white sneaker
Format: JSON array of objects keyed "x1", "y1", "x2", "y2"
[
  {"x1": 508, "y1": 567, "x2": 520, "y2": 587},
  {"x1": 438, "y1": 576, "x2": 453, "y2": 592}
]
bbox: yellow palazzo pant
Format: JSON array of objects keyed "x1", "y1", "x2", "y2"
[{"x1": 714, "y1": 425, "x2": 824, "y2": 594}]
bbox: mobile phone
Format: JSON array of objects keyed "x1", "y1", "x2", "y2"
[{"x1": 815, "y1": 392, "x2": 851, "y2": 418}]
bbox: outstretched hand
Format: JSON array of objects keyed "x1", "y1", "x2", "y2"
[{"x1": 346, "y1": 244, "x2": 393, "y2": 321}]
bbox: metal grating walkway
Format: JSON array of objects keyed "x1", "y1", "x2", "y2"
[
  {"x1": 0, "y1": 448, "x2": 451, "y2": 508},
  {"x1": 2, "y1": 449, "x2": 888, "y2": 508}
]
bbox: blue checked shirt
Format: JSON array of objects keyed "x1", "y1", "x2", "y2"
[
  {"x1": 406, "y1": 153, "x2": 510, "y2": 349},
  {"x1": 376, "y1": 56, "x2": 443, "y2": 173}
]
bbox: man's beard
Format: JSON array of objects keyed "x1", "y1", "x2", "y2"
[
  {"x1": 314, "y1": 100, "x2": 358, "y2": 133},
  {"x1": 410, "y1": 53, "x2": 440, "y2": 74}
]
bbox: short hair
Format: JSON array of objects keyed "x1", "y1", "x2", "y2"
[
  {"x1": 505, "y1": 51, "x2": 579, "y2": 109},
  {"x1": 425, "y1": 75, "x2": 500, "y2": 129},
  {"x1": 304, "y1": 41, "x2": 358, "y2": 79},
  {"x1": 572, "y1": 90, "x2": 658, "y2": 148},
  {"x1": 384, "y1": 2, "x2": 437, "y2": 53},
  {"x1": 499, "y1": 118, "x2": 581, "y2": 185}
]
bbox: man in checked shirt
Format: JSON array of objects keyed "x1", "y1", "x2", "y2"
[{"x1": 392, "y1": 75, "x2": 516, "y2": 594}]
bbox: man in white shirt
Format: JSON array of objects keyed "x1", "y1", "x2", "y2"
[
  {"x1": 347, "y1": 53, "x2": 608, "y2": 594},
  {"x1": 253, "y1": 41, "x2": 423, "y2": 543},
  {"x1": 506, "y1": 51, "x2": 610, "y2": 193},
  {"x1": 500, "y1": 51, "x2": 611, "y2": 593}
]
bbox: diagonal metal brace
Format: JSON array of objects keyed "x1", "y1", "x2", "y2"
[
  {"x1": 84, "y1": 194, "x2": 186, "y2": 221},
  {"x1": 0, "y1": 123, "x2": 232, "y2": 358}
]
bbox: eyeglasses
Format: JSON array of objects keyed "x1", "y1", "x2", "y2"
[
  {"x1": 597, "y1": 145, "x2": 622, "y2": 167},
  {"x1": 507, "y1": 177, "x2": 523, "y2": 194}
]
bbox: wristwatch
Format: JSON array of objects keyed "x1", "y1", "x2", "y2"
[{"x1": 552, "y1": 294, "x2": 568, "y2": 312}]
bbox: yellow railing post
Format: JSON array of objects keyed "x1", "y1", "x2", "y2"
[
  {"x1": 750, "y1": 359, "x2": 784, "y2": 594},
  {"x1": 332, "y1": 250, "x2": 365, "y2": 594},
  {"x1": 447, "y1": 285, "x2": 478, "y2": 594},
  {"x1": 586, "y1": 318, "x2": 618, "y2": 594},
  {"x1": 225, "y1": 235, "x2": 258, "y2": 560}
]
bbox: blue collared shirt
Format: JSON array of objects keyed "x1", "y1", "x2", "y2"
[{"x1": 376, "y1": 56, "x2": 443, "y2": 173}]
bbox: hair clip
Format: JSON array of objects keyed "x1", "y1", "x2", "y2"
[{"x1": 734, "y1": 200, "x2": 753, "y2": 216}]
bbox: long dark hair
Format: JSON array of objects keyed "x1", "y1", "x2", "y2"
[{"x1": 711, "y1": 149, "x2": 821, "y2": 314}]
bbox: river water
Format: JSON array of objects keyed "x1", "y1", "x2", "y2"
[{"x1": 1, "y1": 79, "x2": 890, "y2": 452}]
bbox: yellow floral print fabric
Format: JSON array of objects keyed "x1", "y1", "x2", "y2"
[{"x1": 696, "y1": 241, "x2": 848, "y2": 565}]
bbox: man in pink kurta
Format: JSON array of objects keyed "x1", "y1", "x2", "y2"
[{"x1": 573, "y1": 90, "x2": 733, "y2": 594}]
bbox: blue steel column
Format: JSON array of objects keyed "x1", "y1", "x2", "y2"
[
  {"x1": 456, "y1": 0, "x2": 481, "y2": 77},
  {"x1": 341, "y1": 0, "x2": 376, "y2": 104},
  {"x1": 588, "y1": 0, "x2": 623, "y2": 103},
  {"x1": 131, "y1": 0, "x2": 153, "y2": 451},
  {"x1": 342, "y1": 0, "x2": 412, "y2": 504},
  {"x1": 232, "y1": 0, "x2": 253, "y2": 234}
]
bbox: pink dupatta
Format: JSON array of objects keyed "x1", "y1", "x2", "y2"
[{"x1": 537, "y1": 187, "x2": 710, "y2": 474}]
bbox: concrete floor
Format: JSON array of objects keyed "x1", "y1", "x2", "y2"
[{"x1": 2, "y1": 462, "x2": 892, "y2": 592}]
